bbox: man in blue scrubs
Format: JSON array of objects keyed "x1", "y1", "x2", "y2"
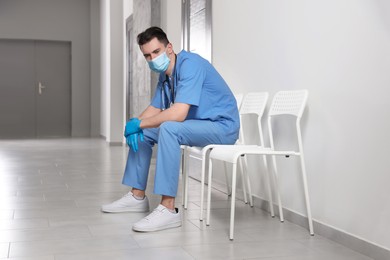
[{"x1": 102, "y1": 27, "x2": 239, "y2": 232}]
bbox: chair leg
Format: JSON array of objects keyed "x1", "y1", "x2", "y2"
[
  {"x1": 299, "y1": 155, "x2": 314, "y2": 235},
  {"x1": 223, "y1": 162, "x2": 232, "y2": 196},
  {"x1": 238, "y1": 158, "x2": 248, "y2": 204},
  {"x1": 241, "y1": 156, "x2": 253, "y2": 207},
  {"x1": 199, "y1": 150, "x2": 208, "y2": 221},
  {"x1": 262, "y1": 155, "x2": 275, "y2": 217},
  {"x1": 271, "y1": 155, "x2": 284, "y2": 222},
  {"x1": 181, "y1": 148, "x2": 186, "y2": 207},
  {"x1": 229, "y1": 162, "x2": 237, "y2": 240},
  {"x1": 184, "y1": 152, "x2": 189, "y2": 209},
  {"x1": 206, "y1": 157, "x2": 213, "y2": 226}
]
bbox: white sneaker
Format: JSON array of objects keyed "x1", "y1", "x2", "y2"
[
  {"x1": 101, "y1": 191, "x2": 149, "y2": 213},
  {"x1": 132, "y1": 204, "x2": 181, "y2": 232}
]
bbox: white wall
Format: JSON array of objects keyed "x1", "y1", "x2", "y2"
[
  {"x1": 0, "y1": 0, "x2": 92, "y2": 136},
  {"x1": 161, "y1": 0, "x2": 390, "y2": 251},
  {"x1": 161, "y1": 0, "x2": 181, "y2": 50},
  {"x1": 90, "y1": 0, "x2": 101, "y2": 137},
  {"x1": 123, "y1": 0, "x2": 133, "y2": 144},
  {"x1": 109, "y1": 0, "x2": 124, "y2": 143},
  {"x1": 210, "y1": 0, "x2": 390, "y2": 251},
  {"x1": 100, "y1": 0, "x2": 125, "y2": 143},
  {"x1": 123, "y1": 1, "x2": 133, "y2": 26},
  {"x1": 100, "y1": 0, "x2": 110, "y2": 138}
]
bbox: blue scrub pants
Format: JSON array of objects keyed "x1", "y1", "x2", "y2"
[{"x1": 122, "y1": 120, "x2": 238, "y2": 197}]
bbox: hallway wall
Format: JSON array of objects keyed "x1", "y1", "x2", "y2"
[
  {"x1": 162, "y1": 0, "x2": 390, "y2": 253},
  {"x1": 211, "y1": 0, "x2": 390, "y2": 252}
]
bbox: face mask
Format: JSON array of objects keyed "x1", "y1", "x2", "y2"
[{"x1": 147, "y1": 51, "x2": 170, "y2": 73}]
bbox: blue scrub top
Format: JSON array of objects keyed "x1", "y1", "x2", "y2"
[{"x1": 151, "y1": 50, "x2": 239, "y2": 138}]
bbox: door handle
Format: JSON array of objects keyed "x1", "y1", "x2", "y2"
[{"x1": 38, "y1": 82, "x2": 46, "y2": 95}]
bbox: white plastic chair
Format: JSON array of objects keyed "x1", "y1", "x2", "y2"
[
  {"x1": 183, "y1": 92, "x2": 274, "y2": 220},
  {"x1": 181, "y1": 94, "x2": 244, "y2": 220},
  {"x1": 206, "y1": 90, "x2": 314, "y2": 240}
]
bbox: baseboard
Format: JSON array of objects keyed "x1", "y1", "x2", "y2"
[
  {"x1": 208, "y1": 178, "x2": 390, "y2": 260},
  {"x1": 311, "y1": 219, "x2": 390, "y2": 260},
  {"x1": 98, "y1": 135, "x2": 124, "y2": 146},
  {"x1": 108, "y1": 141, "x2": 123, "y2": 146}
]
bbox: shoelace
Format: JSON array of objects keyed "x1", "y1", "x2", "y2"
[
  {"x1": 123, "y1": 192, "x2": 132, "y2": 198},
  {"x1": 144, "y1": 207, "x2": 164, "y2": 221},
  {"x1": 124, "y1": 192, "x2": 145, "y2": 200},
  {"x1": 115, "y1": 193, "x2": 134, "y2": 204}
]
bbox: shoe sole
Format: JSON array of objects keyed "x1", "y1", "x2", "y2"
[
  {"x1": 132, "y1": 221, "x2": 182, "y2": 232},
  {"x1": 101, "y1": 207, "x2": 149, "y2": 213}
]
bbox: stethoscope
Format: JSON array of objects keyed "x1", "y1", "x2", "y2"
[{"x1": 161, "y1": 55, "x2": 177, "y2": 111}]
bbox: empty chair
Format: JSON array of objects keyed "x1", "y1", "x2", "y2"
[{"x1": 206, "y1": 90, "x2": 313, "y2": 240}]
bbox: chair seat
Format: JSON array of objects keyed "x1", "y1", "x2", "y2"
[
  {"x1": 209, "y1": 145, "x2": 299, "y2": 163},
  {"x1": 186, "y1": 144, "x2": 229, "y2": 158},
  {"x1": 186, "y1": 146, "x2": 203, "y2": 157}
]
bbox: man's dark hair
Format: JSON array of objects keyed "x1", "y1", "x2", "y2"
[{"x1": 137, "y1": 26, "x2": 169, "y2": 46}]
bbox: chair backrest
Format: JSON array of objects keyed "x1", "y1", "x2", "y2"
[
  {"x1": 240, "y1": 92, "x2": 269, "y2": 116},
  {"x1": 269, "y1": 90, "x2": 308, "y2": 118},
  {"x1": 238, "y1": 92, "x2": 269, "y2": 146},
  {"x1": 234, "y1": 93, "x2": 244, "y2": 110},
  {"x1": 267, "y1": 90, "x2": 309, "y2": 152}
]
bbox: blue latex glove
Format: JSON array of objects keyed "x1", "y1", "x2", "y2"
[
  {"x1": 124, "y1": 118, "x2": 142, "y2": 137},
  {"x1": 126, "y1": 131, "x2": 144, "y2": 152}
]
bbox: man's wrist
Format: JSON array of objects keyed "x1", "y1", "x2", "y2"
[{"x1": 124, "y1": 118, "x2": 142, "y2": 137}]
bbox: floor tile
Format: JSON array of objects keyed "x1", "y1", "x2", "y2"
[
  {"x1": 0, "y1": 226, "x2": 91, "y2": 243},
  {"x1": 88, "y1": 218, "x2": 200, "y2": 237},
  {"x1": 14, "y1": 207, "x2": 99, "y2": 219},
  {"x1": 9, "y1": 236, "x2": 139, "y2": 258},
  {"x1": 7, "y1": 256, "x2": 54, "y2": 260},
  {"x1": 240, "y1": 222, "x2": 312, "y2": 241},
  {"x1": 182, "y1": 240, "x2": 313, "y2": 260},
  {"x1": 133, "y1": 228, "x2": 255, "y2": 248},
  {"x1": 48, "y1": 212, "x2": 142, "y2": 228},
  {"x1": 55, "y1": 247, "x2": 194, "y2": 260},
  {"x1": 0, "y1": 243, "x2": 9, "y2": 258},
  {"x1": 0, "y1": 219, "x2": 48, "y2": 230},
  {"x1": 295, "y1": 237, "x2": 374, "y2": 260},
  {"x1": 0, "y1": 200, "x2": 77, "y2": 210},
  {"x1": 0, "y1": 210, "x2": 14, "y2": 220}
]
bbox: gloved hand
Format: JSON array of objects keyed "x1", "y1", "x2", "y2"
[
  {"x1": 124, "y1": 118, "x2": 142, "y2": 137},
  {"x1": 126, "y1": 131, "x2": 144, "y2": 152}
]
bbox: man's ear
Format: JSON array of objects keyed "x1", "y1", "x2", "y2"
[{"x1": 167, "y1": 43, "x2": 173, "y2": 55}]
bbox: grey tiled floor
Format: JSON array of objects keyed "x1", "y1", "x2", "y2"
[{"x1": 0, "y1": 138, "x2": 373, "y2": 260}]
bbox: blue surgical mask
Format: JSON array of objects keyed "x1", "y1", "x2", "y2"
[{"x1": 148, "y1": 51, "x2": 170, "y2": 73}]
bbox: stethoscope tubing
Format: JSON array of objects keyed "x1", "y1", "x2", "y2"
[{"x1": 161, "y1": 54, "x2": 177, "y2": 111}]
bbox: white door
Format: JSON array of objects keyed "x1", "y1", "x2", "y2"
[{"x1": 0, "y1": 40, "x2": 71, "y2": 138}]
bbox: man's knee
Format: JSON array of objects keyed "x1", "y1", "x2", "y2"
[
  {"x1": 158, "y1": 121, "x2": 187, "y2": 144},
  {"x1": 159, "y1": 121, "x2": 181, "y2": 134}
]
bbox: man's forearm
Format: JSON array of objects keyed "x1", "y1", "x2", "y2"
[
  {"x1": 140, "y1": 103, "x2": 190, "y2": 129},
  {"x1": 139, "y1": 105, "x2": 161, "y2": 120}
]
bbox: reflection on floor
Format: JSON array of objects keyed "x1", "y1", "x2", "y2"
[{"x1": 0, "y1": 138, "x2": 372, "y2": 260}]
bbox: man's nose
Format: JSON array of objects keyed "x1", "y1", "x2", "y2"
[{"x1": 150, "y1": 53, "x2": 158, "y2": 60}]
